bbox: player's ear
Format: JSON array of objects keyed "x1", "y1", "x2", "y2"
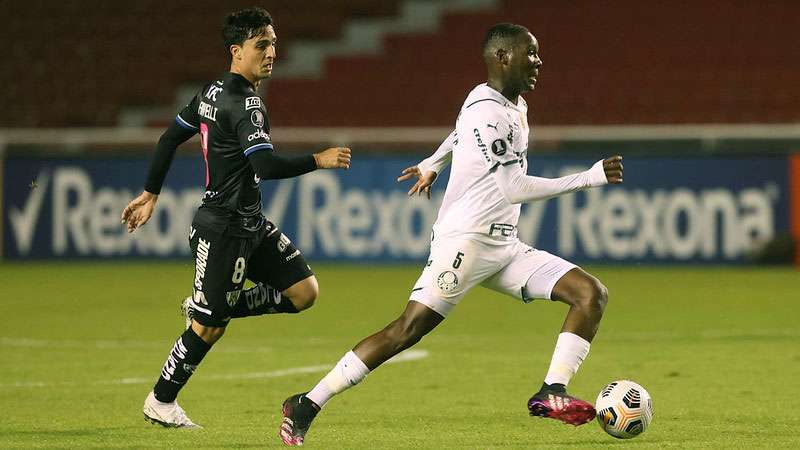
[
  {"x1": 496, "y1": 48, "x2": 510, "y2": 65},
  {"x1": 230, "y1": 44, "x2": 242, "y2": 60}
]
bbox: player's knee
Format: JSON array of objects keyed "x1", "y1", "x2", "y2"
[
  {"x1": 287, "y1": 277, "x2": 319, "y2": 312},
  {"x1": 577, "y1": 279, "x2": 608, "y2": 315}
]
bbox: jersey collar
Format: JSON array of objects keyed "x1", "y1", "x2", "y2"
[
  {"x1": 226, "y1": 72, "x2": 257, "y2": 91},
  {"x1": 476, "y1": 83, "x2": 526, "y2": 113}
]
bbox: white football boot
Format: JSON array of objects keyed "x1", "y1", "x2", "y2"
[
  {"x1": 180, "y1": 296, "x2": 194, "y2": 329},
  {"x1": 143, "y1": 391, "x2": 202, "y2": 429}
]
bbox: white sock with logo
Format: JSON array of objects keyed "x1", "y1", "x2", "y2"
[
  {"x1": 543, "y1": 332, "x2": 591, "y2": 386},
  {"x1": 306, "y1": 351, "x2": 370, "y2": 408}
]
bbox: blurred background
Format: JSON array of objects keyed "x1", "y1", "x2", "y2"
[{"x1": 2, "y1": 0, "x2": 799, "y2": 264}]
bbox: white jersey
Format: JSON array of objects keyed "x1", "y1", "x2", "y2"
[{"x1": 431, "y1": 83, "x2": 530, "y2": 243}]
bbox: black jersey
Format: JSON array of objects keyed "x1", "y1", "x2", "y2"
[{"x1": 175, "y1": 72, "x2": 272, "y2": 224}]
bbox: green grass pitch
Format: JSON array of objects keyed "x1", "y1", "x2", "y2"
[{"x1": 1, "y1": 262, "x2": 798, "y2": 448}]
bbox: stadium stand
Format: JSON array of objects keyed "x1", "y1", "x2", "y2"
[{"x1": 2, "y1": 0, "x2": 798, "y2": 127}]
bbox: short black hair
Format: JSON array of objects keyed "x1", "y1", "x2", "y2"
[
  {"x1": 223, "y1": 7, "x2": 274, "y2": 49},
  {"x1": 482, "y1": 23, "x2": 529, "y2": 55}
]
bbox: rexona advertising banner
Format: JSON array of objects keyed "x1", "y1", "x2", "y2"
[{"x1": 1, "y1": 155, "x2": 793, "y2": 263}]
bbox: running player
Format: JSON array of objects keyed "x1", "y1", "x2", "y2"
[
  {"x1": 278, "y1": 23, "x2": 623, "y2": 445},
  {"x1": 121, "y1": 8, "x2": 351, "y2": 428}
]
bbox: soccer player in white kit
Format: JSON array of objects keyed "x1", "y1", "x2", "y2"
[{"x1": 279, "y1": 23, "x2": 624, "y2": 445}]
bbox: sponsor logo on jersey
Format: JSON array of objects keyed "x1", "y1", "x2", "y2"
[
  {"x1": 285, "y1": 249, "x2": 301, "y2": 262},
  {"x1": 226, "y1": 289, "x2": 242, "y2": 307},
  {"x1": 194, "y1": 238, "x2": 211, "y2": 291},
  {"x1": 245, "y1": 96, "x2": 262, "y2": 110},
  {"x1": 251, "y1": 110, "x2": 264, "y2": 128},
  {"x1": 205, "y1": 84, "x2": 223, "y2": 101},
  {"x1": 247, "y1": 129, "x2": 270, "y2": 142},
  {"x1": 437, "y1": 271, "x2": 459, "y2": 293},
  {"x1": 491, "y1": 139, "x2": 507, "y2": 156},
  {"x1": 277, "y1": 233, "x2": 291, "y2": 252},
  {"x1": 473, "y1": 128, "x2": 491, "y2": 163},
  {"x1": 489, "y1": 222, "x2": 516, "y2": 237}
]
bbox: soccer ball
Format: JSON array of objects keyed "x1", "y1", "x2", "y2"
[{"x1": 595, "y1": 380, "x2": 653, "y2": 439}]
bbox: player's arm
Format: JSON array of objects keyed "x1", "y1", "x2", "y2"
[
  {"x1": 463, "y1": 104, "x2": 622, "y2": 204},
  {"x1": 493, "y1": 156, "x2": 623, "y2": 204},
  {"x1": 247, "y1": 146, "x2": 351, "y2": 179},
  {"x1": 122, "y1": 104, "x2": 200, "y2": 233},
  {"x1": 234, "y1": 101, "x2": 350, "y2": 179},
  {"x1": 398, "y1": 130, "x2": 455, "y2": 198}
]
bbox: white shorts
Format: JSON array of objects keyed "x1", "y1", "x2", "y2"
[{"x1": 409, "y1": 237, "x2": 577, "y2": 317}]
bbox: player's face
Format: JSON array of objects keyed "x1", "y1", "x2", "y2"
[
  {"x1": 510, "y1": 33, "x2": 542, "y2": 93},
  {"x1": 238, "y1": 25, "x2": 277, "y2": 82}
]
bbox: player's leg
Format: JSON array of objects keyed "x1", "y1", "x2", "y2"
[
  {"x1": 524, "y1": 266, "x2": 607, "y2": 424},
  {"x1": 304, "y1": 238, "x2": 486, "y2": 407},
  {"x1": 309, "y1": 299, "x2": 444, "y2": 401},
  {"x1": 231, "y1": 222, "x2": 317, "y2": 317},
  {"x1": 544, "y1": 267, "x2": 607, "y2": 385},
  {"x1": 144, "y1": 226, "x2": 251, "y2": 428},
  {"x1": 481, "y1": 243, "x2": 604, "y2": 425},
  {"x1": 279, "y1": 300, "x2": 444, "y2": 445},
  {"x1": 280, "y1": 239, "x2": 495, "y2": 446}
]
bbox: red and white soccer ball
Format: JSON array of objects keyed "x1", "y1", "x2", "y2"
[{"x1": 595, "y1": 380, "x2": 653, "y2": 439}]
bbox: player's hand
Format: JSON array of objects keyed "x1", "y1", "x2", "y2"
[
  {"x1": 603, "y1": 155, "x2": 623, "y2": 184},
  {"x1": 397, "y1": 165, "x2": 438, "y2": 199},
  {"x1": 314, "y1": 147, "x2": 351, "y2": 169},
  {"x1": 121, "y1": 191, "x2": 158, "y2": 233}
]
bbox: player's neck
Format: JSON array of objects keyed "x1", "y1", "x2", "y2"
[
  {"x1": 229, "y1": 65, "x2": 258, "y2": 88},
  {"x1": 486, "y1": 79, "x2": 519, "y2": 104}
]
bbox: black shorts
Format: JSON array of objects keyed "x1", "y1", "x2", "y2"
[{"x1": 188, "y1": 216, "x2": 313, "y2": 327}]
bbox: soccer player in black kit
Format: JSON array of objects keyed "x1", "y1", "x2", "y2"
[{"x1": 121, "y1": 8, "x2": 351, "y2": 428}]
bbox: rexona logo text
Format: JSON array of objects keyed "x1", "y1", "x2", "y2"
[
  {"x1": 8, "y1": 168, "x2": 203, "y2": 256},
  {"x1": 515, "y1": 178, "x2": 779, "y2": 260},
  {"x1": 290, "y1": 172, "x2": 439, "y2": 258}
]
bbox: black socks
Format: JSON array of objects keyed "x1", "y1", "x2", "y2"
[{"x1": 153, "y1": 327, "x2": 212, "y2": 403}]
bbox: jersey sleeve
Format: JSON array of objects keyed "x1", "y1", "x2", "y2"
[
  {"x1": 175, "y1": 94, "x2": 201, "y2": 131},
  {"x1": 144, "y1": 120, "x2": 199, "y2": 194},
  {"x1": 493, "y1": 159, "x2": 608, "y2": 204},
  {"x1": 232, "y1": 96, "x2": 273, "y2": 156},
  {"x1": 417, "y1": 130, "x2": 455, "y2": 176},
  {"x1": 458, "y1": 102, "x2": 518, "y2": 173}
]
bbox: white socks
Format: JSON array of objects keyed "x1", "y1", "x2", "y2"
[
  {"x1": 543, "y1": 332, "x2": 591, "y2": 386},
  {"x1": 306, "y1": 351, "x2": 370, "y2": 408}
]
